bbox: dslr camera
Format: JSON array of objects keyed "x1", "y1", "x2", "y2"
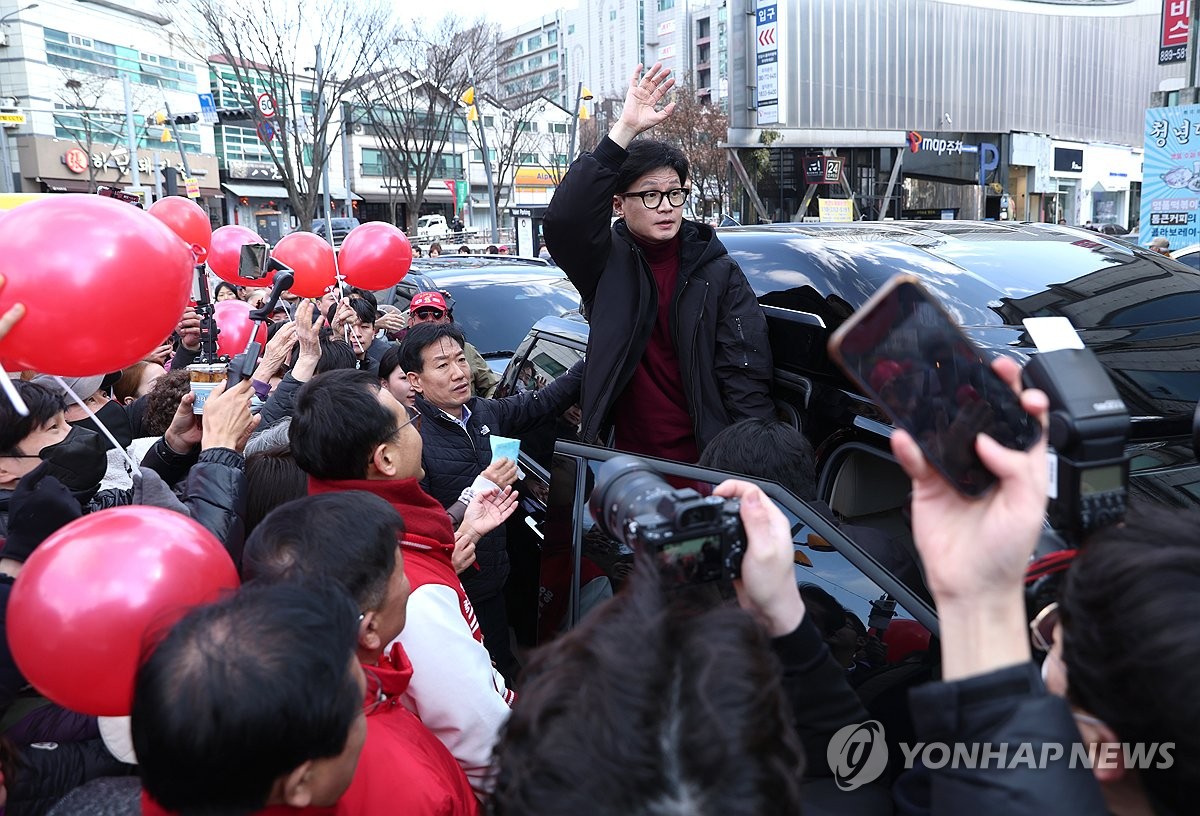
[{"x1": 590, "y1": 456, "x2": 746, "y2": 585}]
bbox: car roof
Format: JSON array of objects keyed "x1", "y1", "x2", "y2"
[
  {"x1": 715, "y1": 220, "x2": 1200, "y2": 429},
  {"x1": 527, "y1": 313, "x2": 590, "y2": 345},
  {"x1": 407, "y1": 257, "x2": 555, "y2": 284}
]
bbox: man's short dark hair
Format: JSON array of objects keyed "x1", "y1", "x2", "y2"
[
  {"x1": 698, "y1": 419, "x2": 816, "y2": 501},
  {"x1": 615, "y1": 139, "x2": 689, "y2": 195},
  {"x1": 349, "y1": 287, "x2": 378, "y2": 311},
  {"x1": 0, "y1": 381, "x2": 66, "y2": 457},
  {"x1": 290, "y1": 369, "x2": 397, "y2": 480},
  {"x1": 242, "y1": 492, "x2": 403, "y2": 612},
  {"x1": 399, "y1": 322, "x2": 467, "y2": 374},
  {"x1": 491, "y1": 551, "x2": 804, "y2": 814},
  {"x1": 378, "y1": 344, "x2": 404, "y2": 382},
  {"x1": 1062, "y1": 503, "x2": 1200, "y2": 815},
  {"x1": 316, "y1": 334, "x2": 359, "y2": 374},
  {"x1": 132, "y1": 578, "x2": 362, "y2": 815}
]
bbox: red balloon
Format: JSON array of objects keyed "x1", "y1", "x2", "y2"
[
  {"x1": 7, "y1": 507, "x2": 239, "y2": 716},
  {"x1": 0, "y1": 195, "x2": 194, "y2": 376},
  {"x1": 208, "y1": 225, "x2": 274, "y2": 287},
  {"x1": 213, "y1": 299, "x2": 267, "y2": 358},
  {"x1": 274, "y1": 231, "x2": 337, "y2": 298},
  {"x1": 338, "y1": 222, "x2": 413, "y2": 290},
  {"x1": 148, "y1": 196, "x2": 212, "y2": 264}
]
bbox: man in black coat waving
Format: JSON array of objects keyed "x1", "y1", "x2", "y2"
[
  {"x1": 402, "y1": 321, "x2": 583, "y2": 683},
  {"x1": 543, "y1": 63, "x2": 773, "y2": 463}
]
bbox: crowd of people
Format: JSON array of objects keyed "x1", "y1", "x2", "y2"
[{"x1": 0, "y1": 63, "x2": 1192, "y2": 816}]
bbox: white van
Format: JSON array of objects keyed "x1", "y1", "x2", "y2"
[{"x1": 417, "y1": 214, "x2": 449, "y2": 238}]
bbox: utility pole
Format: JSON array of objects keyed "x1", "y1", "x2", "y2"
[
  {"x1": 566, "y1": 81, "x2": 594, "y2": 162},
  {"x1": 315, "y1": 44, "x2": 333, "y2": 240},
  {"x1": 121, "y1": 73, "x2": 143, "y2": 195},
  {"x1": 466, "y1": 57, "x2": 498, "y2": 243},
  {"x1": 341, "y1": 101, "x2": 353, "y2": 218}
]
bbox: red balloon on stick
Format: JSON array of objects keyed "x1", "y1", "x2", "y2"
[
  {"x1": 338, "y1": 222, "x2": 413, "y2": 290},
  {"x1": 274, "y1": 231, "x2": 337, "y2": 298},
  {"x1": 213, "y1": 299, "x2": 268, "y2": 358},
  {"x1": 0, "y1": 194, "x2": 194, "y2": 376},
  {"x1": 148, "y1": 196, "x2": 213, "y2": 264},
  {"x1": 208, "y1": 225, "x2": 274, "y2": 287},
  {"x1": 6, "y1": 507, "x2": 239, "y2": 717}
]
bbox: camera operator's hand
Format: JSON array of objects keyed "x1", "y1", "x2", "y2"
[
  {"x1": 291, "y1": 299, "x2": 322, "y2": 382},
  {"x1": 610, "y1": 63, "x2": 677, "y2": 148},
  {"x1": 177, "y1": 306, "x2": 202, "y2": 352},
  {"x1": 714, "y1": 480, "x2": 805, "y2": 638},
  {"x1": 481, "y1": 457, "x2": 518, "y2": 490},
  {"x1": 253, "y1": 321, "x2": 297, "y2": 382},
  {"x1": 163, "y1": 392, "x2": 202, "y2": 453},
  {"x1": 143, "y1": 341, "x2": 172, "y2": 366},
  {"x1": 891, "y1": 356, "x2": 1049, "y2": 680},
  {"x1": 200, "y1": 380, "x2": 260, "y2": 453}
]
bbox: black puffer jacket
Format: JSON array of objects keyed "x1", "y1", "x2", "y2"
[
  {"x1": 0, "y1": 445, "x2": 247, "y2": 567},
  {"x1": 415, "y1": 359, "x2": 584, "y2": 601},
  {"x1": 543, "y1": 136, "x2": 774, "y2": 453}
]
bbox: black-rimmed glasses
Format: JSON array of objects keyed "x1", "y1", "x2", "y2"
[{"x1": 618, "y1": 188, "x2": 690, "y2": 209}]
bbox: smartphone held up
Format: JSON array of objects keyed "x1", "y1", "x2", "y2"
[{"x1": 828, "y1": 275, "x2": 1041, "y2": 497}]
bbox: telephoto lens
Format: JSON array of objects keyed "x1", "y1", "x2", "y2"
[{"x1": 589, "y1": 456, "x2": 676, "y2": 546}]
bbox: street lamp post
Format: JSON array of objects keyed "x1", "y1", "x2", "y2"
[
  {"x1": 0, "y1": 4, "x2": 38, "y2": 194},
  {"x1": 566, "y1": 81, "x2": 593, "y2": 163}
]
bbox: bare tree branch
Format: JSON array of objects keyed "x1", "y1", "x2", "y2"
[
  {"x1": 180, "y1": 0, "x2": 392, "y2": 230},
  {"x1": 350, "y1": 16, "x2": 498, "y2": 231}
]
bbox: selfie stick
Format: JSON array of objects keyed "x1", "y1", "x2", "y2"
[
  {"x1": 193, "y1": 263, "x2": 221, "y2": 364},
  {"x1": 227, "y1": 260, "x2": 294, "y2": 386}
]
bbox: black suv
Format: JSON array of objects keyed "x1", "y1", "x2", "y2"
[{"x1": 497, "y1": 221, "x2": 1200, "y2": 653}]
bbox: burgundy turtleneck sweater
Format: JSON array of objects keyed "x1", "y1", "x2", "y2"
[{"x1": 612, "y1": 233, "x2": 699, "y2": 463}]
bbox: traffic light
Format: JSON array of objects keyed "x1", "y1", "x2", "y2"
[
  {"x1": 172, "y1": 113, "x2": 199, "y2": 125},
  {"x1": 216, "y1": 107, "x2": 256, "y2": 123}
]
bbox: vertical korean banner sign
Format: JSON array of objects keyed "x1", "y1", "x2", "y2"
[{"x1": 1141, "y1": 104, "x2": 1200, "y2": 252}]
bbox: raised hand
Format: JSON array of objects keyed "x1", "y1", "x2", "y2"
[
  {"x1": 461, "y1": 485, "x2": 519, "y2": 539},
  {"x1": 610, "y1": 63, "x2": 677, "y2": 148}
]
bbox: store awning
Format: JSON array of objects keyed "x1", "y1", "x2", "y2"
[{"x1": 223, "y1": 182, "x2": 291, "y2": 200}]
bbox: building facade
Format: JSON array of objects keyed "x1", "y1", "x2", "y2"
[
  {"x1": 497, "y1": 14, "x2": 566, "y2": 109},
  {"x1": 0, "y1": 0, "x2": 222, "y2": 214},
  {"x1": 726, "y1": 0, "x2": 1181, "y2": 226}
]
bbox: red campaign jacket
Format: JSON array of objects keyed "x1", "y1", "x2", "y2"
[
  {"x1": 307, "y1": 477, "x2": 514, "y2": 795},
  {"x1": 141, "y1": 644, "x2": 478, "y2": 816}
]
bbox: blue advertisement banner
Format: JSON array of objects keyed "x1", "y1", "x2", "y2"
[{"x1": 1141, "y1": 104, "x2": 1200, "y2": 250}]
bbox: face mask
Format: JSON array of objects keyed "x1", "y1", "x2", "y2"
[
  {"x1": 69, "y1": 401, "x2": 133, "y2": 450},
  {"x1": 38, "y1": 426, "x2": 109, "y2": 493}
]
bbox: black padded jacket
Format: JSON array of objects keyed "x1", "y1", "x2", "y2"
[
  {"x1": 415, "y1": 359, "x2": 583, "y2": 601},
  {"x1": 542, "y1": 136, "x2": 774, "y2": 453}
]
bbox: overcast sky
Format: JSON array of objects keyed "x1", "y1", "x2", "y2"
[{"x1": 423, "y1": 0, "x2": 578, "y2": 30}]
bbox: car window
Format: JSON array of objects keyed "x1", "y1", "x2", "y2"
[
  {"x1": 1174, "y1": 251, "x2": 1200, "y2": 271},
  {"x1": 448, "y1": 280, "x2": 581, "y2": 357},
  {"x1": 507, "y1": 334, "x2": 586, "y2": 470},
  {"x1": 543, "y1": 445, "x2": 933, "y2": 648}
]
